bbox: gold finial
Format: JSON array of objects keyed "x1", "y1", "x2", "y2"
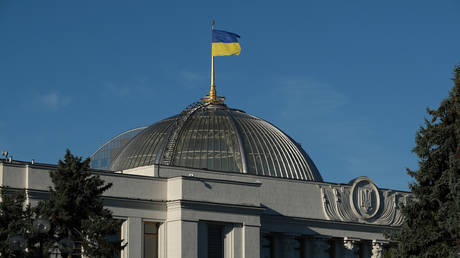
[{"x1": 201, "y1": 20, "x2": 225, "y2": 104}]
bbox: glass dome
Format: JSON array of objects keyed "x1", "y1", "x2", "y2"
[
  {"x1": 107, "y1": 102, "x2": 323, "y2": 181},
  {"x1": 90, "y1": 127, "x2": 146, "y2": 170}
]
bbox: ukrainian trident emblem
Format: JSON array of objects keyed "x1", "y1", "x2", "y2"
[
  {"x1": 350, "y1": 177, "x2": 381, "y2": 219},
  {"x1": 359, "y1": 187, "x2": 373, "y2": 214}
]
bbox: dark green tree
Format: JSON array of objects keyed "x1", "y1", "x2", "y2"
[
  {"x1": 37, "y1": 149, "x2": 124, "y2": 257},
  {"x1": 389, "y1": 65, "x2": 460, "y2": 257},
  {"x1": 0, "y1": 188, "x2": 48, "y2": 257},
  {"x1": 0, "y1": 188, "x2": 33, "y2": 257}
]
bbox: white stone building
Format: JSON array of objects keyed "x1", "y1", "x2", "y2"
[{"x1": 0, "y1": 99, "x2": 410, "y2": 258}]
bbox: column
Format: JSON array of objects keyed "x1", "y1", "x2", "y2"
[
  {"x1": 158, "y1": 223, "x2": 167, "y2": 258},
  {"x1": 371, "y1": 240, "x2": 384, "y2": 258},
  {"x1": 242, "y1": 225, "x2": 260, "y2": 258},
  {"x1": 229, "y1": 225, "x2": 243, "y2": 258},
  {"x1": 223, "y1": 225, "x2": 235, "y2": 258},
  {"x1": 311, "y1": 237, "x2": 330, "y2": 258},
  {"x1": 166, "y1": 220, "x2": 198, "y2": 258},
  {"x1": 125, "y1": 217, "x2": 142, "y2": 258},
  {"x1": 343, "y1": 237, "x2": 359, "y2": 258},
  {"x1": 301, "y1": 236, "x2": 311, "y2": 258},
  {"x1": 280, "y1": 234, "x2": 301, "y2": 258}
]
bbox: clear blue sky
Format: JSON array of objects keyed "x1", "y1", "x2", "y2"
[{"x1": 1, "y1": 0, "x2": 459, "y2": 191}]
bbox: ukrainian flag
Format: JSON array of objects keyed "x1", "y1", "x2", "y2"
[{"x1": 212, "y1": 30, "x2": 241, "y2": 56}]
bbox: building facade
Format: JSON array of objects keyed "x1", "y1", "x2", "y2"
[{"x1": 0, "y1": 101, "x2": 410, "y2": 258}]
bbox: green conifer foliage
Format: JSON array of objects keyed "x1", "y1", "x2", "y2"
[
  {"x1": 37, "y1": 149, "x2": 124, "y2": 257},
  {"x1": 390, "y1": 65, "x2": 460, "y2": 257},
  {"x1": 0, "y1": 188, "x2": 34, "y2": 257}
]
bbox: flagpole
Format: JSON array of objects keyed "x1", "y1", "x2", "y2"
[
  {"x1": 201, "y1": 20, "x2": 224, "y2": 104},
  {"x1": 210, "y1": 20, "x2": 216, "y2": 102}
]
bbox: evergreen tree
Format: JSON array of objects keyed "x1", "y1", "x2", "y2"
[
  {"x1": 389, "y1": 65, "x2": 460, "y2": 257},
  {"x1": 0, "y1": 188, "x2": 48, "y2": 257},
  {"x1": 37, "y1": 149, "x2": 124, "y2": 257},
  {"x1": 0, "y1": 188, "x2": 33, "y2": 257}
]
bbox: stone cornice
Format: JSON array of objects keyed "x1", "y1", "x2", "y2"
[{"x1": 166, "y1": 199, "x2": 264, "y2": 215}]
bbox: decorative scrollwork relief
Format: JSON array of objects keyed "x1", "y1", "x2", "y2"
[{"x1": 320, "y1": 177, "x2": 410, "y2": 226}]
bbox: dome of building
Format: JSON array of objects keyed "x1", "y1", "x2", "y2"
[
  {"x1": 108, "y1": 102, "x2": 323, "y2": 181},
  {"x1": 90, "y1": 127, "x2": 147, "y2": 170}
]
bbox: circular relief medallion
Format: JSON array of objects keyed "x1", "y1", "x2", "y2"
[{"x1": 349, "y1": 177, "x2": 380, "y2": 219}]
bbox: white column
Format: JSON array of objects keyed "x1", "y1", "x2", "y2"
[
  {"x1": 371, "y1": 240, "x2": 384, "y2": 258},
  {"x1": 343, "y1": 237, "x2": 359, "y2": 258},
  {"x1": 223, "y1": 225, "x2": 234, "y2": 258},
  {"x1": 158, "y1": 223, "x2": 167, "y2": 258},
  {"x1": 166, "y1": 220, "x2": 198, "y2": 258},
  {"x1": 120, "y1": 220, "x2": 128, "y2": 258},
  {"x1": 229, "y1": 225, "x2": 243, "y2": 258},
  {"x1": 125, "y1": 217, "x2": 142, "y2": 258},
  {"x1": 242, "y1": 225, "x2": 260, "y2": 258},
  {"x1": 197, "y1": 223, "x2": 243, "y2": 258}
]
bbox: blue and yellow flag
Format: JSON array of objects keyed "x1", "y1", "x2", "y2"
[{"x1": 212, "y1": 30, "x2": 241, "y2": 56}]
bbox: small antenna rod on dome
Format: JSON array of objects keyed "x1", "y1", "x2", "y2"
[{"x1": 201, "y1": 20, "x2": 225, "y2": 104}]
